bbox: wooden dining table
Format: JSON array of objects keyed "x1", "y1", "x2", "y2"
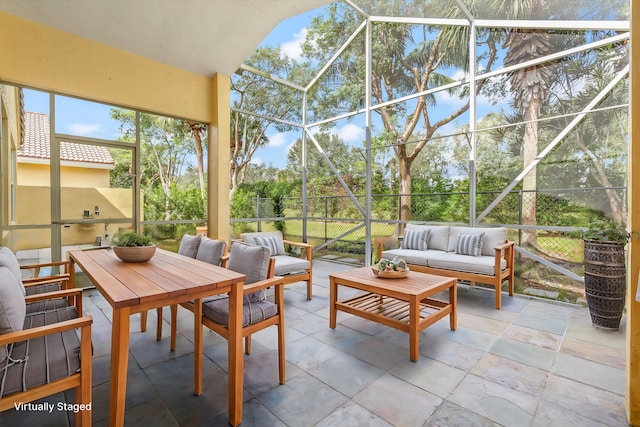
[{"x1": 68, "y1": 247, "x2": 246, "y2": 427}]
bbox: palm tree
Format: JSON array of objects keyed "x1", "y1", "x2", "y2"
[{"x1": 500, "y1": 0, "x2": 553, "y2": 247}]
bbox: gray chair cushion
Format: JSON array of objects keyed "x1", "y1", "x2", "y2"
[
  {"x1": 178, "y1": 234, "x2": 201, "y2": 258},
  {"x1": 228, "y1": 243, "x2": 271, "y2": 303},
  {"x1": 0, "y1": 266, "x2": 27, "y2": 368},
  {"x1": 0, "y1": 247, "x2": 25, "y2": 295},
  {"x1": 26, "y1": 298, "x2": 70, "y2": 315},
  {"x1": 242, "y1": 231, "x2": 286, "y2": 255},
  {"x1": 272, "y1": 255, "x2": 310, "y2": 276},
  {"x1": 25, "y1": 282, "x2": 62, "y2": 295},
  {"x1": 0, "y1": 266, "x2": 26, "y2": 334},
  {"x1": 447, "y1": 227, "x2": 506, "y2": 256},
  {"x1": 195, "y1": 238, "x2": 226, "y2": 266},
  {"x1": 1, "y1": 306, "x2": 80, "y2": 397},
  {"x1": 202, "y1": 298, "x2": 277, "y2": 327}
]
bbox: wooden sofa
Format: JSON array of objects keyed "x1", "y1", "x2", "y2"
[{"x1": 377, "y1": 224, "x2": 515, "y2": 309}]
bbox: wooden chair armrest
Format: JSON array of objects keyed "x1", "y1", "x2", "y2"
[
  {"x1": 23, "y1": 274, "x2": 70, "y2": 287},
  {"x1": 493, "y1": 241, "x2": 515, "y2": 252},
  {"x1": 283, "y1": 240, "x2": 313, "y2": 261},
  {"x1": 220, "y1": 254, "x2": 229, "y2": 268},
  {"x1": 243, "y1": 276, "x2": 284, "y2": 294},
  {"x1": 283, "y1": 239, "x2": 311, "y2": 249},
  {"x1": 20, "y1": 260, "x2": 71, "y2": 275},
  {"x1": 24, "y1": 288, "x2": 83, "y2": 303},
  {"x1": 0, "y1": 316, "x2": 92, "y2": 346}
]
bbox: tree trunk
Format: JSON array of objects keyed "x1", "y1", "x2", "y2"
[
  {"x1": 522, "y1": 96, "x2": 540, "y2": 247},
  {"x1": 397, "y1": 155, "x2": 412, "y2": 236}
]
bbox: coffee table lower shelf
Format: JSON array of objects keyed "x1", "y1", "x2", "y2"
[{"x1": 336, "y1": 293, "x2": 451, "y2": 333}]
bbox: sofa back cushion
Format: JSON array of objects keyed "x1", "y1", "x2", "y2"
[
  {"x1": 405, "y1": 224, "x2": 450, "y2": 251},
  {"x1": 242, "y1": 231, "x2": 286, "y2": 255},
  {"x1": 447, "y1": 226, "x2": 506, "y2": 256},
  {"x1": 0, "y1": 247, "x2": 25, "y2": 295},
  {"x1": 178, "y1": 234, "x2": 201, "y2": 258}
]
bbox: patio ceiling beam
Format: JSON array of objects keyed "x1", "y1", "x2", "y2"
[
  {"x1": 237, "y1": 64, "x2": 305, "y2": 92},
  {"x1": 230, "y1": 107, "x2": 303, "y2": 129},
  {"x1": 305, "y1": 19, "x2": 367, "y2": 91},
  {"x1": 476, "y1": 64, "x2": 629, "y2": 223}
]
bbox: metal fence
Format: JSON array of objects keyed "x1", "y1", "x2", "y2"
[{"x1": 230, "y1": 187, "x2": 626, "y2": 303}]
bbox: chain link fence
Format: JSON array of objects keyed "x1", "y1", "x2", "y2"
[{"x1": 231, "y1": 187, "x2": 626, "y2": 303}]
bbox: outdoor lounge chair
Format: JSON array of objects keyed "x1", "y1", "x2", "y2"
[
  {"x1": 241, "y1": 231, "x2": 313, "y2": 300},
  {"x1": 0, "y1": 266, "x2": 92, "y2": 426}
]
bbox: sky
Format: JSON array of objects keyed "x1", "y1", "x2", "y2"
[{"x1": 22, "y1": 3, "x2": 504, "y2": 171}]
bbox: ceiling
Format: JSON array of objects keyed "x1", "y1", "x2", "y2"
[{"x1": 0, "y1": 0, "x2": 333, "y2": 77}]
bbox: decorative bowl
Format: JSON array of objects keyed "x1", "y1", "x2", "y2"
[
  {"x1": 113, "y1": 245, "x2": 157, "y2": 262},
  {"x1": 372, "y1": 267, "x2": 409, "y2": 279}
]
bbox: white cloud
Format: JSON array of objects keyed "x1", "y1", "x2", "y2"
[
  {"x1": 268, "y1": 132, "x2": 288, "y2": 147},
  {"x1": 67, "y1": 123, "x2": 101, "y2": 136},
  {"x1": 250, "y1": 156, "x2": 264, "y2": 165},
  {"x1": 281, "y1": 28, "x2": 307, "y2": 62},
  {"x1": 335, "y1": 123, "x2": 364, "y2": 143}
]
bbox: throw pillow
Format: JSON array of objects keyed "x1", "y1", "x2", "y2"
[
  {"x1": 401, "y1": 229, "x2": 430, "y2": 250},
  {"x1": 254, "y1": 236, "x2": 279, "y2": 257},
  {"x1": 455, "y1": 232, "x2": 485, "y2": 257}
]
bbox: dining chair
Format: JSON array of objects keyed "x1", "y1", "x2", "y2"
[
  {"x1": 175, "y1": 242, "x2": 286, "y2": 384},
  {"x1": 143, "y1": 236, "x2": 228, "y2": 346}
]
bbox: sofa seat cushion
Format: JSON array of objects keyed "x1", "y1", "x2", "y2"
[
  {"x1": 202, "y1": 298, "x2": 278, "y2": 327},
  {"x1": 273, "y1": 255, "x2": 310, "y2": 276},
  {"x1": 428, "y1": 253, "x2": 507, "y2": 276},
  {"x1": 1, "y1": 306, "x2": 80, "y2": 397},
  {"x1": 381, "y1": 249, "x2": 445, "y2": 267}
]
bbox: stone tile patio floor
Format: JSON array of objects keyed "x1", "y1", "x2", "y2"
[{"x1": 0, "y1": 260, "x2": 628, "y2": 426}]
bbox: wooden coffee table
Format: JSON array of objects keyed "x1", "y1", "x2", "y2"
[{"x1": 329, "y1": 267, "x2": 457, "y2": 361}]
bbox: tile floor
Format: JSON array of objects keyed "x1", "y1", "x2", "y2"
[{"x1": 0, "y1": 260, "x2": 629, "y2": 426}]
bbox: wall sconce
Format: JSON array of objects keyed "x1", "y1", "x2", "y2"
[
  {"x1": 94, "y1": 205, "x2": 100, "y2": 216},
  {"x1": 83, "y1": 210, "x2": 91, "y2": 218}
]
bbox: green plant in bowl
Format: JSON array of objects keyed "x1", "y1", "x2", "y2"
[
  {"x1": 111, "y1": 231, "x2": 154, "y2": 247},
  {"x1": 581, "y1": 219, "x2": 629, "y2": 245}
]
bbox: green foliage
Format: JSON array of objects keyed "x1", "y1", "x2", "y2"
[
  {"x1": 111, "y1": 231, "x2": 154, "y2": 247},
  {"x1": 581, "y1": 219, "x2": 629, "y2": 245}
]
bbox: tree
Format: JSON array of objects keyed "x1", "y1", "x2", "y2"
[
  {"x1": 302, "y1": 2, "x2": 500, "y2": 231},
  {"x1": 111, "y1": 110, "x2": 198, "y2": 221},
  {"x1": 230, "y1": 47, "x2": 308, "y2": 196},
  {"x1": 186, "y1": 121, "x2": 207, "y2": 214},
  {"x1": 497, "y1": 0, "x2": 553, "y2": 247}
]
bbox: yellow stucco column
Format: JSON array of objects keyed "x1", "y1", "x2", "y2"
[
  {"x1": 208, "y1": 73, "x2": 231, "y2": 242},
  {"x1": 628, "y1": 3, "x2": 640, "y2": 425}
]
